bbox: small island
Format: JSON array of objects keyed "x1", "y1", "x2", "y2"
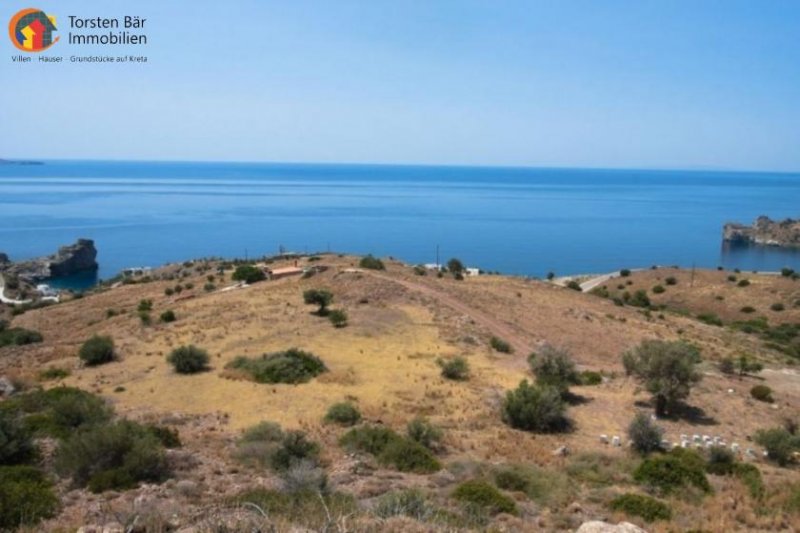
[{"x1": 723, "y1": 216, "x2": 800, "y2": 247}]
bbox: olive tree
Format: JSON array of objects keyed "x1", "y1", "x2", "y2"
[
  {"x1": 622, "y1": 340, "x2": 702, "y2": 417},
  {"x1": 303, "y1": 289, "x2": 333, "y2": 315},
  {"x1": 528, "y1": 345, "x2": 577, "y2": 396}
]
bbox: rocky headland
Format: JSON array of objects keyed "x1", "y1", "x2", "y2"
[
  {"x1": 0, "y1": 238, "x2": 99, "y2": 281},
  {"x1": 723, "y1": 216, "x2": 800, "y2": 247}
]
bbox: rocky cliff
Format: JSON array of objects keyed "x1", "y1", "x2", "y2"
[
  {"x1": 723, "y1": 216, "x2": 800, "y2": 247},
  {"x1": 1, "y1": 239, "x2": 98, "y2": 281}
]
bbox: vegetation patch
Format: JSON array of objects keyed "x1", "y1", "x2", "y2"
[
  {"x1": 1, "y1": 387, "x2": 113, "y2": 439},
  {"x1": 233, "y1": 488, "x2": 358, "y2": 530},
  {"x1": 226, "y1": 348, "x2": 327, "y2": 384},
  {"x1": 628, "y1": 412, "x2": 664, "y2": 455},
  {"x1": 340, "y1": 425, "x2": 440, "y2": 473},
  {"x1": 489, "y1": 336, "x2": 513, "y2": 353},
  {"x1": 502, "y1": 380, "x2": 568, "y2": 433},
  {"x1": 323, "y1": 402, "x2": 361, "y2": 426},
  {"x1": 609, "y1": 493, "x2": 672, "y2": 522},
  {"x1": 232, "y1": 264, "x2": 266, "y2": 284},
  {"x1": 750, "y1": 384, "x2": 774, "y2": 403},
  {"x1": 633, "y1": 448, "x2": 711, "y2": 495},
  {"x1": 359, "y1": 255, "x2": 385, "y2": 270},
  {"x1": 452, "y1": 480, "x2": 517, "y2": 516},
  {"x1": 528, "y1": 345, "x2": 577, "y2": 395},
  {"x1": 0, "y1": 327, "x2": 43, "y2": 347},
  {"x1": 438, "y1": 356, "x2": 470, "y2": 380},
  {"x1": 755, "y1": 427, "x2": 800, "y2": 467},
  {"x1": 0, "y1": 465, "x2": 59, "y2": 530},
  {"x1": 234, "y1": 422, "x2": 320, "y2": 473},
  {"x1": 78, "y1": 335, "x2": 115, "y2": 366},
  {"x1": 167, "y1": 345, "x2": 210, "y2": 374},
  {"x1": 38, "y1": 367, "x2": 70, "y2": 381},
  {"x1": 406, "y1": 417, "x2": 443, "y2": 450}
]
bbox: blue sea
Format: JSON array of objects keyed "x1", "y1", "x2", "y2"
[{"x1": 1, "y1": 160, "x2": 799, "y2": 289}]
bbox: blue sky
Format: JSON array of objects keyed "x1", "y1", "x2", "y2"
[{"x1": 2, "y1": 0, "x2": 799, "y2": 170}]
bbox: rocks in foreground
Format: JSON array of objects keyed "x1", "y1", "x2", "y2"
[{"x1": 723, "y1": 216, "x2": 800, "y2": 247}]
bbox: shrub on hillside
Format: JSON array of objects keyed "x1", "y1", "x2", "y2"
[
  {"x1": 706, "y1": 446, "x2": 736, "y2": 475},
  {"x1": 0, "y1": 327, "x2": 43, "y2": 347},
  {"x1": 374, "y1": 489, "x2": 435, "y2": 521},
  {"x1": 438, "y1": 356, "x2": 470, "y2": 380},
  {"x1": 697, "y1": 312, "x2": 723, "y2": 326},
  {"x1": 9, "y1": 387, "x2": 113, "y2": 439},
  {"x1": 340, "y1": 425, "x2": 440, "y2": 473},
  {"x1": 609, "y1": 493, "x2": 671, "y2": 522},
  {"x1": 633, "y1": 448, "x2": 710, "y2": 495},
  {"x1": 270, "y1": 430, "x2": 320, "y2": 472},
  {"x1": 406, "y1": 417, "x2": 443, "y2": 450},
  {"x1": 755, "y1": 427, "x2": 800, "y2": 466},
  {"x1": 413, "y1": 265, "x2": 427, "y2": 276},
  {"x1": 79, "y1": 335, "x2": 115, "y2": 366},
  {"x1": 38, "y1": 367, "x2": 70, "y2": 381},
  {"x1": 740, "y1": 306, "x2": 756, "y2": 314},
  {"x1": 147, "y1": 425, "x2": 182, "y2": 448},
  {"x1": 54, "y1": 420, "x2": 169, "y2": 492},
  {"x1": 566, "y1": 280, "x2": 582, "y2": 291},
  {"x1": 665, "y1": 276, "x2": 678, "y2": 285},
  {"x1": 0, "y1": 465, "x2": 59, "y2": 530},
  {"x1": 233, "y1": 422, "x2": 285, "y2": 468},
  {"x1": 324, "y1": 402, "x2": 361, "y2": 426},
  {"x1": 528, "y1": 345, "x2": 577, "y2": 396},
  {"x1": 167, "y1": 345, "x2": 210, "y2": 374},
  {"x1": 771, "y1": 302, "x2": 785, "y2": 312},
  {"x1": 232, "y1": 265, "x2": 266, "y2": 284},
  {"x1": 159, "y1": 310, "x2": 176, "y2": 323},
  {"x1": 578, "y1": 370, "x2": 603, "y2": 385},
  {"x1": 328, "y1": 309, "x2": 348, "y2": 328},
  {"x1": 0, "y1": 410, "x2": 36, "y2": 465},
  {"x1": 652, "y1": 285, "x2": 666, "y2": 294},
  {"x1": 628, "y1": 412, "x2": 664, "y2": 455},
  {"x1": 359, "y1": 255, "x2": 385, "y2": 270},
  {"x1": 302, "y1": 289, "x2": 333, "y2": 315},
  {"x1": 620, "y1": 269, "x2": 631, "y2": 277},
  {"x1": 627, "y1": 290, "x2": 651, "y2": 308},
  {"x1": 750, "y1": 384, "x2": 774, "y2": 403},
  {"x1": 226, "y1": 348, "x2": 327, "y2": 384},
  {"x1": 489, "y1": 336, "x2": 513, "y2": 354},
  {"x1": 737, "y1": 279, "x2": 751, "y2": 287},
  {"x1": 502, "y1": 380, "x2": 568, "y2": 433},
  {"x1": 232, "y1": 488, "x2": 357, "y2": 531},
  {"x1": 452, "y1": 480, "x2": 517, "y2": 516}
]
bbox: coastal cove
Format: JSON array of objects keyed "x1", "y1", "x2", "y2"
[{"x1": 1, "y1": 160, "x2": 799, "y2": 287}]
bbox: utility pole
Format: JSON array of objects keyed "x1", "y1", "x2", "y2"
[
  {"x1": 690, "y1": 262, "x2": 696, "y2": 288},
  {"x1": 436, "y1": 244, "x2": 440, "y2": 268}
]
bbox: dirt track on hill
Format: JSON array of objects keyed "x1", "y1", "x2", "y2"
[{"x1": 364, "y1": 271, "x2": 535, "y2": 356}]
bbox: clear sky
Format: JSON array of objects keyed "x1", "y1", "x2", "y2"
[{"x1": 2, "y1": 0, "x2": 800, "y2": 171}]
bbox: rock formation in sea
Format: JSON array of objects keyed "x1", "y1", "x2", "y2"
[
  {"x1": 1, "y1": 239, "x2": 99, "y2": 281},
  {"x1": 723, "y1": 216, "x2": 800, "y2": 247}
]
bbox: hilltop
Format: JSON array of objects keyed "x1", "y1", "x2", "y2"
[{"x1": 0, "y1": 254, "x2": 799, "y2": 532}]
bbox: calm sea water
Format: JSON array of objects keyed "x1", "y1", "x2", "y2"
[{"x1": 1, "y1": 160, "x2": 799, "y2": 288}]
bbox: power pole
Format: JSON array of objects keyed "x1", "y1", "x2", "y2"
[
  {"x1": 690, "y1": 262, "x2": 696, "y2": 288},
  {"x1": 436, "y1": 244, "x2": 440, "y2": 268}
]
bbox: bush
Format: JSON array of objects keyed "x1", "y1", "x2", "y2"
[
  {"x1": 439, "y1": 356, "x2": 470, "y2": 380},
  {"x1": 737, "y1": 279, "x2": 751, "y2": 287},
  {"x1": 232, "y1": 265, "x2": 266, "y2": 284},
  {"x1": 781, "y1": 267, "x2": 796, "y2": 277},
  {"x1": 771, "y1": 302, "x2": 785, "y2": 312},
  {"x1": 0, "y1": 410, "x2": 36, "y2": 465},
  {"x1": 628, "y1": 290, "x2": 651, "y2": 308},
  {"x1": 303, "y1": 289, "x2": 333, "y2": 315},
  {"x1": 54, "y1": 420, "x2": 169, "y2": 492},
  {"x1": 652, "y1": 285, "x2": 666, "y2": 294},
  {"x1": 502, "y1": 380, "x2": 567, "y2": 433},
  {"x1": 755, "y1": 427, "x2": 800, "y2": 466},
  {"x1": 270, "y1": 430, "x2": 320, "y2": 472},
  {"x1": 566, "y1": 280, "x2": 582, "y2": 291},
  {"x1": 0, "y1": 466, "x2": 58, "y2": 529},
  {"x1": 147, "y1": 425, "x2": 182, "y2": 448},
  {"x1": 628, "y1": 412, "x2": 664, "y2": 455},
  {"x1": 233, "y1": 488, "x2": 357, "y2": 531},
  {"x1": 164, "y1": 287, "x2": 174, "y2": 296},
  {"x1": 38, "y1": 367, "x2": 70, "y2": 381},
  {"x1": 750, "y1": 384, "x2": 774, "y2": 403},
  {"x1": 78, "y1": 335, "x2": 114, "y2": 366},
  {"x1": 406, "y1": 417, "x2": 443, "y2": 450},
  {"x1": 609, "y1": 493, "x2": 671, "y2": 522},
  {"x1": 167, "y1": 345, "x2": 210, "y2": 374},
  {"x1": 490, "y1": 336, "x2": 513, "y2": 354},
  {"x1": 452, "y1": 480, "x2": 517, "y2": 516},
  {"x1": 159, "y1": 310, "x2": 176, "y2": 323},
  {"x1": 665, "y1": 276, "x2": 677, "y2": 285},
  {"x1": 413, "y1": 265, "x2": 427, "y2": 276},
  {"x1": 528, "y1": 345, "x2": 577, "y2": 395},
  {"x1": 706, "y1": 446, "x2": 736, "y2": 475},
  {"x1": 324, "y1": 402, "x2": 361, "y2": 426},
  {"x1": 138, "y1": 310, "x2": 152, "y2": 325},
  {"x1": 328, "y1": 309, "x2": 348, "y2": 328},
  {"x1": 633, "y1": 448, "x2": 710, "y2": 495},
  {"x1": 340, "y1": 425, "x2": 440, "y2": 473},
  {"x1": 578, "y1": 370, "x2": 603, "y2": 385},
  {"x1": 733, "y1": 463, "x2": 764, "y2": 499},
  {"x1": 697, "y1": 313, "x2": 723, "y2": 326},
  {"x1": 359, "y1": 255, "x2": 385, "y2": 270},
  {"x1": 447, "y1": 258, "x2": 465, "y2": 274},
  {"x1": 374, "y1": 489, "x2": 436, "y2": 520},
  {"x1": 620, "y1": 269, "x2": 631, "y2": 277},
  {"x1": 0, "y1": 327, "x2": 43, "y2": 347},
  {"x1": 226, "y1": 348, "x2": 327, "y2": 384},
  {"x1": 740, "y1": 306, "x2": 756, "y2": 313},
  {"x1": 203, "y1": 282, "x2": 215, "y2": 292},
  {"x1": 9, "y1": 387, "x2": 113, "y2": 439}
]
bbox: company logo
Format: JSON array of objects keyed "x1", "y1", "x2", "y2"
[{"x1": 8, "y1": 8, "x2": 58, "y2": 52}]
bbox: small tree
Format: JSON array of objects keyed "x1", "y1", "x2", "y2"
[
  {"x1": 159, "y1": 310, "x2": 176, "y2": 323},
  {"x1": 502, "y1": 380, "x2": 567, "y2": 432},
  {"x1": 447, "y1": 258, "x2": 465, "y2": 274},
  {"x1": 232, "y1": 265, "x2": 266, "y2": 284},
  {"x1": 406, "y1": 417, "x2": 443, "y2": 450},
  {"x1": 438, "y1": 356, "x2": 470, "y2": 380},
  {"x1": 755, "y1": 428, "x2": 800, "y2": 467},
  {"x1": 628, "y1": 412, "x2": 664, "y2": 455},
  {"x1": 528, "y1": 345, "x2": 577, "y2": 396},
  {"x1": 79, "y1": 335, "x2": 115, "y2": 366},
  {"x1": 736, "y1": 355, "x2": 763, "y2": 378},
  {"x1": 359, "y1": 255, "x2": 385, "y2": 270},
  {"x1": 328, "y1": 309, "x2": 348, "y2": 328},
  {"x1": 622, "y1": 340, "x2": 702, "y2": 417},
  {"x1": 303, "y1": 289, "x2": 333, "y2": 315},
  {"x1": 167, "y1": 345, "x2": 210, "y2": 374}
]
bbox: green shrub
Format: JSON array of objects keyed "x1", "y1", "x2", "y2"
[
  {"x1": 340, "y1": 425, "x2": 440, "y2": 473},
  {"x1": 138, "y1": 310, "x2": 152, "y2": 325},
  {"x1": 771, "y1": 302, "x2": 785, "y2": 312},
  {"x1": 324, "y1": 402, "x2": 361, "y2": 426},
  {"x1": 0, "y1": 465, "x2": 58, "y2": 529},
  {"x1": 628, "y1": 290, "x2": 651, "y2": 308},
  {"x1": 652, "y1": 285, "x2": 666, "y2": 294},
  {"x1": 665, "y1": 277, "x2": 678, "y2": 285},
  {"x1": 452, "y1": 480, "x2": 517, "y2": 516},
  {"x1": 733, "y1": 463, "x2": 764, "y2": 499},
  {"x1": 137, "y1": 299, "x2": 153, "y2": 312},
  {"x1": 203, "y1": 282, "x2": 216, "y2": 292},
  {"x1": 413, "y1": 265, "x2": 427, "y2": 276},
  {"x1": 9, "y1": 387, "x2": 113, "y2": 439},
  {"x1": 164, "y1": 287, "x2": 174, "y2": 296},
  {"x1": 740, "y1": 306, "x2": 756, "y2": 314},
  {"x1": 328, "y1": 309, "x2": 348, "y2": 328},
  {"x1": 374, "y1": 489, "x2": 436, "y2": 520},
  {"x1": 406, "y1": 417, "x2": 443, "y2": 450},
  {"x1": 54, "y1": 420, "x2": 168, "y2": 492},
  {"x1": 502, "y1": 380, "x2": 567, "y2": 433},
  {"x1": 528, "y1": 345, "x2": 577, "y2": 395},
  {"x1": 78, "y1": 335, "x2": 115, "y2": 366},
  {"x1": 755, "y1": 427, "x2": 800, "y2": 466},
  {"x1": 166, "y1": 345, "x2": 209, "y2": 374},
  {"x1": 0, "y1": 410, "x2": 36, "y2": 465},
  {"x1": 627, "y1": 412, "x2": 664, "y2": 455},
  {"x1": 226, "y1": 348, "x2": 327, "y2": 384},
  {"x1": 609, "y1": 493, "x2": 671, "y2": 522},
  {"x1": 750, "y1": 384, "x2": 774, "y2": 403},
  {"x1": 269, "y1": 430, "x2": 320, "y2": 472},
  {"x1": 697, "y1": 313, "x2": 723, "y2": 326},
  {"x1": 233, "y1": 422, "x2": 285, "y2": 468},
  {"x1": 489, "y1": 336, "x2": 513, "y2": 354},
  {"x1": 737, "y1": 279, "x2": 751, "y2": 287},
  {"x1": 359, "y1": 255, "x2": 385, "y2": 270},
  {"x1": 38, "y1": 367, "x2": 70, "y2": 381},
  {"x1": 633, "y1": 448, "x2": 711, "y2": 495},
  {"x1": 566, "y1": 280, "x2": 582, "y2": 291},
  {"x1": 232, "y1": 265, "x2": 266, "y2": 284},
  {"x1": 302, "y1": 289, "x2": 333, "y2": 315},
  {"x1": 578, "y1": 370, "x2": 603, "y2": 385},
  {"x1": 146, "y1": 425, "x2": 181, "y2": 448},
  {"x1": 706, "y1": 446, "x2": 736, "y2": 475},
  {"x1": 0, "y1": 327, "x2": 43, "y2": 347},
  {"x1": 159, "y1": 310, "x2": 176, "y2": 323},
  {"x1": 439, "y1": 356, "x2": 470, "y2": 380}
]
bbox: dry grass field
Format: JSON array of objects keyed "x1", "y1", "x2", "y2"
[{"x1": 1, "y1": 255, "x2": 799, "y2": 532}]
